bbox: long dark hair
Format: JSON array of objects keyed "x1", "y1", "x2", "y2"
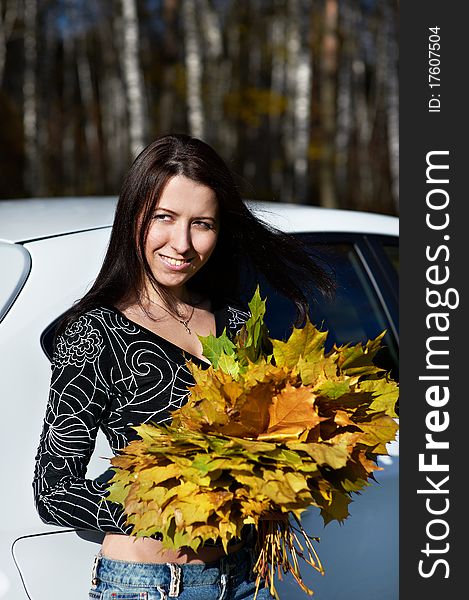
[{"x1": 58, "y1": 134, "x2": 334, "y2": 333}]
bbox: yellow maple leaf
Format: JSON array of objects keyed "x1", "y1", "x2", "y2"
[
  {"x1": 258, "y1": 383, "x2": 323, "y2": 441},
  {"x1": 356, "y1": 414, "x2": 399, "y2": 454},
  {"x1": 272, "y1": 318, "x2": 328, "y2": 369}
]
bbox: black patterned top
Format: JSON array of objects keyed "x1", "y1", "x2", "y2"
[{"x1": 33, "y1": 304, "x2": 249, "y2": 534}]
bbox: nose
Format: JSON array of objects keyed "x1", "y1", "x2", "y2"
[{"x1": 170, "y1": 222, "x2": 192, "y2": 256}]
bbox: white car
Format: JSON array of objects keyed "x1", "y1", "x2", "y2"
[{"x1": 0, "y1": 197, "x2": 398, "y2": 600}]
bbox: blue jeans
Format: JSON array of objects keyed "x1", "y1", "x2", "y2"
[{"x1": 88, "y1": 546, "x2": 272, "y2": 600}]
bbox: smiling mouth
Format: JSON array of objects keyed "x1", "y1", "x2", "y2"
[{"x1": 159, "y1": 254, "x2": 194, "y2": 267}]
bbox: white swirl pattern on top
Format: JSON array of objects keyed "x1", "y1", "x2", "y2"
[
  {"x1": 53, "y1": 316, "x2": 104, "y2": 368},
  {"x1": 227, "y1": 306, "x2": 250, "y2": 332},
  {"x1": 33, "y1": 304, "x2": 249, "y2": 534}
]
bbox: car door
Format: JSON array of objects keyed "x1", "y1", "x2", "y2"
[{"x1": 254, "y1": 231, "x2": 399, "y2": 600}]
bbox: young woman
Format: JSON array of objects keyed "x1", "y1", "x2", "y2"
[{"x1": 33, "y1": 134, "x2": 333, "y2": 599}]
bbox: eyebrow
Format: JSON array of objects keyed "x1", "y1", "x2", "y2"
[{"x1": 155, "y1": 207, "x2": 217, "y2": 221}]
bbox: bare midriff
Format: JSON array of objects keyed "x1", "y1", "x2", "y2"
[{"x1": 101, "y1": 533, "x2": 244, "y2": 564}]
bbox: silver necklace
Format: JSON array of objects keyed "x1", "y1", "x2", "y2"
[{"x1": 153, "y1": 301, "x2": 195, "y2": 334}]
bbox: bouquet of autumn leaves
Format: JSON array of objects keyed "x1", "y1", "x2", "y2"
[{"x1": 107, "y1": 288, "x2": 399, "y2": 598}]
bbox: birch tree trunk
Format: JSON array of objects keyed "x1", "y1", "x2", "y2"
[
  {"x1": 283, "y1": 0, "x2": 301, "y2": 202},
  {"x1": 385, "y1": 4, "x2": 399, "y2": 211},
  {"x1": 269, "y1": 2, "x2": 287, "y2": 196},
  {"x1": 0, "y1": 0, "x2": 18, "y2": 86},
  {"x1": 292, "y1": 24, "x2": 312, "y2": 204},
  {"x1": 283, "y1": 0, "x2": 313, "y2": 203},
  {"x1": 76, "y1": 31, "x2": 102, "y2": 187},
  {"x1": 200, "y1": 0, "x2": 222, "y2": 142},
  {"x1": 39, "y1": 10, "x2": 57, "y2": 193},
  {"x1": 182, "y1": 0, "x2": 205, "y2": 139},
  {"x1": 23, "y1": 0, "x2": 38, "y2": 195},
  {"x1": 158, "y1": 0, "x2": 180, "y2": 133},
  {"x1": 319, "y1": 0, "x2": 338, "y2": 208},
  {"x1": 100, "y1": 19, "x2": 129, "y2": 189},
  {"x1": 119, "y1": 0, "x2": 146, "y2": 157},
  {"x1": 223, "y1": 13, "x2": 240, "y2": 154},
  {"x1": 335, "y1": 2, "x2": 353, "y2": 201},
  {"x1": 354, "y1": 58, "x2": 373, "y2": 210},
  {"x1": 62, "y1": 34, "x2": 77, "y2": 192},
  {"x1": 350, "y1": 1, "x2": 373, "y2": 211}
]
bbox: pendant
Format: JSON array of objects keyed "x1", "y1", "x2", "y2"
[{"x1": 180, "y1": 320, "x2": 192, "y2": 334}]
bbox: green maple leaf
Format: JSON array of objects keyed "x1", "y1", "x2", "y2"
[
  {"x1": 106, "y1": 476, "x2": 133, "y2": 506},
  {"x1": 357, "y1": 414, "x2": 399, "y2": 453},
  {"x1": 199, "y1": 329, "x2": 235, "y2": 368},
  {"x1": 334, "y1": 333, "x2": 386, "y2": 377},
  {"x1": 272, "y1": 317, "x2": 328, "y2": 370},
  {"x1": 320, "y1": 491, "x2": 352, "y2": 525},
  {"x1": 359, "y1": 378, "x2": 399, "y2": 418},
  {"x1": 243, "y1": 285, "x2": 266, "y2": 344},
  {"x1": 314, "y1": 379, "x2": 352, "y2": 399},
  {"x1": 287, "y1": 441, "x2": 350, "y2": 470},
  {"x1": 235, "y1": 286, "x2": 271, "y2": 364},
  {"x1": 217, "y1": 352, "x2": 240, "y2": 377}
]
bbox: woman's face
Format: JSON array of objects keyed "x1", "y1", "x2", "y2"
[{"x1": 143, "y1": 175, "x2": 219, "y2": 299}]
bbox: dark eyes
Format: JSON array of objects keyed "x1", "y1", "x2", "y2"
[
  {"x1": 153, "y1": 214, "x2": 215, "y2": 230},
  {"x1": 194, "y1": 221, "x2": 215, "y2": 230}
]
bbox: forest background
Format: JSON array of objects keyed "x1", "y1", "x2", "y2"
[{"x1": 0, "y1": 0, "x2": 399, "y2": 215}]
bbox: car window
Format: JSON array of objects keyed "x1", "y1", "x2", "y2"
[
  {"x1": 383, "y1": 243, "x2": 399, "y2": 275},
  {"x1": 246, "y1": 237, "x2": 399, "y2": 382}
]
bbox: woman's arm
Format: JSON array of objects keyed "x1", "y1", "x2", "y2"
[{"x1": 32, "y1": 313, "x2": 131, "y2": 534}]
